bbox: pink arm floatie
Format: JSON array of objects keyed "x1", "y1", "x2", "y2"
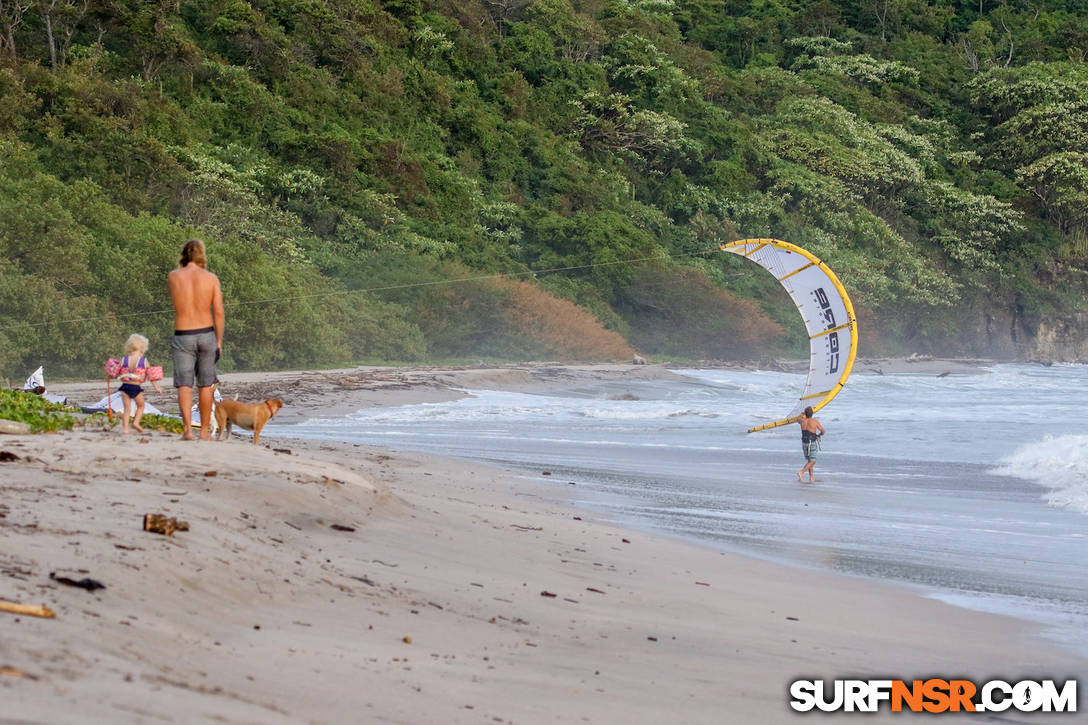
[{"x1": 105, "y1": 358, "x2": 123, "y2": 378}]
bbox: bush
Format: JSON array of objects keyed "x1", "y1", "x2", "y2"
[{"x1": 0, "y1": 389, "x2": 78, "y2": 432}]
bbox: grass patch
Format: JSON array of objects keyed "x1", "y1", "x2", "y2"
[
  {"x1": 0, "y1": 389, "x2": 79, "y2": 432},
  {"x1": 83, "y1": 412, "x2": 185, "y2": 434},
  {"x1": 134, "y1": 414, "x2": 185, "y2": 434},
  {"x1": 1, "y1": 389, "x2": 184, "y2": 434}
]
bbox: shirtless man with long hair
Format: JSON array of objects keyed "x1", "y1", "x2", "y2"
[
  {"x1": 167, "y1": 239, "x2": 224, "y2": 440},
  {"x1": 797, "y1": 406, "x2": 825, "y2": 483}
]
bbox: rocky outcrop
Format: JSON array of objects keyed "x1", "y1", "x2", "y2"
[
  {"x1": 1025, "y1": 313, "x2": 1088, "y2": 362},
  {"x1": 901, "y1": 301, "x2": 1087, "y2": 363}
]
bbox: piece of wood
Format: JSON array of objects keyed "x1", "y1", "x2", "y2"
[
  {"x1": 0, "y1": 600, "x2": 56, "y2": 618},
  {"x1": 143, "y1": 513, "x2": 190, "y2": 536},
  {"x1": 0, "y1": 666, "x2": 38, "y2": 679},
  {"x1": 0, "y1": 419, "x2": 32, "y2": 435}
]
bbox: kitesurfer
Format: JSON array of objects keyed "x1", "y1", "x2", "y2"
[{"x1": 797, "y1": 407, "x2": 824, "y2": 483}]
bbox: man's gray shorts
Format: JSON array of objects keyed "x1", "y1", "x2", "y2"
[{"x1": 171, "y1": 330, "x2": 218, "y2": 388}]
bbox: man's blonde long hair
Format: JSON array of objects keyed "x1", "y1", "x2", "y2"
[{"x1": 180, "y1": 239, "x2": 206, "y2": 268}]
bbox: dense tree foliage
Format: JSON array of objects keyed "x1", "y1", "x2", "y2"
[{"x1": 1, "y1": 0, "x2": 1085, "y2": 377}]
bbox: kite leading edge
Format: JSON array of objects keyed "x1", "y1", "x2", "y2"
[{"x1": 720, "y1": 238, "x2": 858, "y2": 433}]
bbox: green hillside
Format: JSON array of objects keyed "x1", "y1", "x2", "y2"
[{"x1": 1, "y1": 0, "x2": 1086, "y2": 378}]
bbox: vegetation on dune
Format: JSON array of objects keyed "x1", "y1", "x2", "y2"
[
  {"x1": 0, "y1": 389, "x2": 182, "y2": 433},
  {"x1": 99, "y1": 412, "x2": 185, "y2": 434},
  {"x1": 1, "y1": 0, "x2": 1085, "y2": 377},
  {"x1": 0, "y1": 389, "x2": 78, "y2": 431}
]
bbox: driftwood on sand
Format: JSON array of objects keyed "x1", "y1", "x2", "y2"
[
  {"x1": 0, "y1": 419, "x2": 32, "y2": 435},
  {"x1": 0, "y1": 600, "x2": 56, "y2": 618}
]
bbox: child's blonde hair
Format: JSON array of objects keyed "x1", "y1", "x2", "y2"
[{"x1": 125, "y1": 333, "x2": 149, "y2": 357}]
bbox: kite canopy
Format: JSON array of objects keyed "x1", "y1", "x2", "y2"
[
  {"x1": 24, "y1": 366, "x2": 45, "y2": 391},
  {"x1": 720, "y1": 238, "x2": 858, "y2": 432}
]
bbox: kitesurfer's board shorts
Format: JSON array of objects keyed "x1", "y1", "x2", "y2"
[{"x1": 802, "y1": 440, "x2": 820, "y2": 461}]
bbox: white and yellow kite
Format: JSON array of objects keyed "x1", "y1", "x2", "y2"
[{"x1": 720, "y1": 238, "x2": 858, "y2": 433}]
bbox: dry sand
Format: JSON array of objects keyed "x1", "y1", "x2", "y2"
[{"x1": 2, "y1": 363, "x2": 1083, "y2": 723}]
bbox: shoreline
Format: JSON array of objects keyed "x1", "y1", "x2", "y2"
[
  {"x1": 38, "y1": 356, "x2": 1009, "y2": 424},
  {"x1": 5, "y1": 362, "x2": 1085, "y2": 722}
]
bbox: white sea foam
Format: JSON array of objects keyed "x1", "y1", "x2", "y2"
[
  {"x1": 994, "y1": 435, "x2": 1088, "y2": 513},
  {"x1": 577, "y1": 407, "x2": 719, "y2": 420},
  {"x1": 305, "y1": 388, "x2": 731, "y2": 426}
]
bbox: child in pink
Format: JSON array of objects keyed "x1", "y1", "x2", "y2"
[{"x1": 109, "y1": 334, "x2": 164, "y2": 434}]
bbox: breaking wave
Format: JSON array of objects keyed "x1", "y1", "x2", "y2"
[{"x1": 993, "y1": 435, "x2": 1088, "y2": 514}]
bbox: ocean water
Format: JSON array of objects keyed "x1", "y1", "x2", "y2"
[{"x1": 280, "y1": 364, "x2": 1088, "y2": 655}]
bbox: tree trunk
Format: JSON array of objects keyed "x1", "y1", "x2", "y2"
[
  {"x1": 873, "y1": 0, "x2": 889, "y2": 42},
  {"x1": 0, "y1": 0, "x2": 34, "y2": 61},
  {"x1": 44, "y1": 10, "x2": 56, "y2": 67}
]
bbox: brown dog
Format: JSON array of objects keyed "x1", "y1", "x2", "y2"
[{"x1": 214, "y1": 398, "x2": 283, "y2": 445}]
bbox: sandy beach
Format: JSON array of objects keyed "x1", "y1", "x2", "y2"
[{"x1": 2, "y1": 363, "x2": 1083, "y2": 723}]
